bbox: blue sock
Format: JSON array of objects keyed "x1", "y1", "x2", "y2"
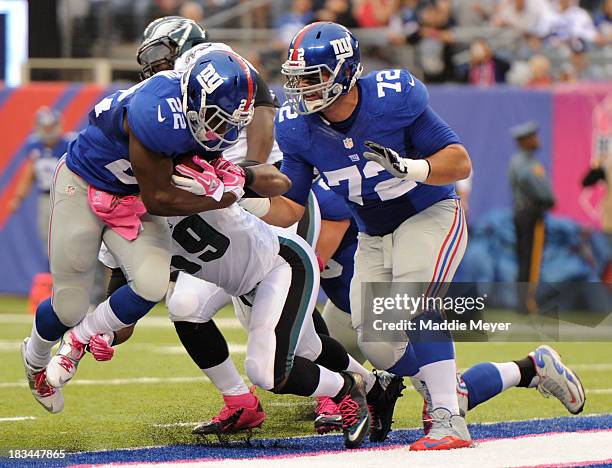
[
  {"x1": 35, "y1": 298, "x2": 69, "y2": 341},
  {"x1": 408, "y1": 312, "x2": 455, "y2": 366},
  {"x1": 461, "y1": 362, "x2": 503, "y2": 410},
  {"x1": 387, "y1": 343, "x2": 420, "y2": 377},
  {"x1": 109, "y1": 285, "x2": 157, "y2": 324}
]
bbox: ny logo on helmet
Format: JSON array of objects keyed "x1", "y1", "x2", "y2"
[
  {"x1": 330, "y1": 37, "x2": 353, "y2": 60},
  {"x1": 196, "y1": 63, "x2": 224, "y2": 94}
]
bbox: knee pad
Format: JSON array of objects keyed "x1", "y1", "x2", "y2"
[
  {"x1": 245, "y1": 357, "x2": 272, "y2": 391},
  {"x1": 131, "y1": 264, "x2": 169, "y2": 303},
  {"x1": 358, "y1": 339, "x2": 408, "y2": 370},
  {"x1": 52, "y1": 286, "x2": 90, "y2": 327},
  {"x1": 167, "y1": 289, "x2": 202, "y2": 323}
]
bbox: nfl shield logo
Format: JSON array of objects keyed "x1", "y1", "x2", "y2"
[{"x1": 343, "y1": 138, "x2": 354, "y2": 149}]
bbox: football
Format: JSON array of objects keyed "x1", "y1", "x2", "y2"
[{"x1": 173, "y1": 154, "x2": 201, "y2": 173}]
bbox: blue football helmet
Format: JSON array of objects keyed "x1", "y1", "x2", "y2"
[
  {"x1": 35, "y1": 106, "x2": 62, "y2": 146},
  {"x1": 282, "y1": 22, "x2": 363, "y2": 115},
  {"x1": 181, "y1": 50, "x2": 256, "y2": 151}
]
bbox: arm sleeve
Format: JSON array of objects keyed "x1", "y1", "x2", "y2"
[
  {"x1": 280, "y1": 153, "x2": 314, "y2": 206},
  {"x1": 254, "y1": 72, "x2": 278, "y2": 108},
  {"x1": 406, "y1": 106, "x2": 461, "y2": 157}
]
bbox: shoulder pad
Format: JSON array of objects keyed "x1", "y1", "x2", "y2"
[
  {"x1": 362, "y1": 69, "x2": 428, "y2": 125},
  {"x1": 127, "y1": 87, "x2": 194, "y2": 158}
]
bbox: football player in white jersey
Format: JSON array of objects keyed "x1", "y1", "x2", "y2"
[{"x1": 85, "y1": 146, "x2": 401, "y2": 450}]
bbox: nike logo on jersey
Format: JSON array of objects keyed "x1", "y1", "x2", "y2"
[
  {"x1": 407, "y1": 73, "x2": 415, "y2": 87},
  {"x1": 157, "y1": 106, "x2": 166, "y2": 122}
]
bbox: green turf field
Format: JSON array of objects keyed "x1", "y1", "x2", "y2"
[{"x1": 1, "y1": 296, "x2": 611, "y2": 453}]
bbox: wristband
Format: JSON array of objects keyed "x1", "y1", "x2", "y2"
[
  {"x1": 406, "y1": 158, "x2": 430, "y2": 183},
  {"x1": 244, "y1": 167, "x2": 254, "y2": 187},
  {"x1": 238, "y1": 197, "x2": 271, "y2": 217}
]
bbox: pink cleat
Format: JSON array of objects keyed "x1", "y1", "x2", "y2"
[
  {"x1": 193, "y1": 387, "x2": 265, "y2": 436},
  {"x1": 314, "y1": 397, "x2": 342, "y2": 434}
]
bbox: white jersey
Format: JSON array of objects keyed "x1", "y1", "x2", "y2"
[
  {"x1": 174, "y1": 42, "x2": 235, "y2": 72},
  {"x1": 175, "y1": 42, "x2": 282, "y2": 165},
  {"x1": 169, "y1": 204, "x2": 279, "y2": 297}
]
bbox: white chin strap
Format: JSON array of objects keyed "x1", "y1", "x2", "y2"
[{"x1": 304, "y1": 98, "x2": 326, "y2": 113}]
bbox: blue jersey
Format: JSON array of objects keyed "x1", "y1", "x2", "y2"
[
  {"x1": 312, "y1": 178, "x2": 356, "y2": 314},
  {"x1": 66, "y1": 71, "x2": 203, "y2": 195},
  {"x1": 276, "y1": 69, "x2": 459, "y2": 236},
  {"x1": 24, "y1": 133, "x2": 75, "y2": 192}
]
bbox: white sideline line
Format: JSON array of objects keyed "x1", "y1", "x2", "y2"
[
  {"x1": 0, "y1": 416, "x2": 36, "y2": 422},
  {"x1": 0, "y1": 374, "x2": 252, "y2": 389},
  {"x1": 0, "y1": 341, "x2": 247, "y2": 354},
  {"x1": 153, "y1": 422, "x2": 200, "y2": 428},
  {"x1": 572, "y1": 363, "x2": 612, "y2": 371},
  {"x1": 268, "y1": 401, "x2": 315, "y2": 407},
  {"x1": 0, "y1": 376, "x2": 207, "y2": 389},
  {"x1": 0, "y1": 314, "x2": 241, "y2": 329},
  {"x1": 129, "y1": 343, "x2": 247, "y2": 355}
]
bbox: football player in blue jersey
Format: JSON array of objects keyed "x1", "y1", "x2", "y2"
[
  {"x1": 20, "y1": 50, "x2": 288, "y2": 414},
  {"x1": 282, "y1": 23, "x2": 584, "y2": 450},
  {"x1": 312, "y1": 176, "x2": 586, "y2": 439},
  {"x1": 9, "y1": 107, "x2": 76, "y2": 255},
  {"x1": 263, "y1": 21, "x2": 474, "y2": 450},
  {"x1": 94, "y1": 17, "x2": 323, "y2": 437}
]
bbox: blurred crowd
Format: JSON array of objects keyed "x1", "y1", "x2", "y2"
[
  {"x1": 268, "y1": 0, "x2": 612, "y2": 84},
  {"x1": 56, "y1": 0, "x2": 612, "y2": 84}
]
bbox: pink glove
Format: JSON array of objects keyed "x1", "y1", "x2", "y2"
[
  {"x1": 212, "y1": 157, "x2": 246, "y2": 200},
  {"x1": 172, "y1": 156, "x2": 225, "y2": 201}
]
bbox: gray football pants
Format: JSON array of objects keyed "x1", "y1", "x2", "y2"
[
  {"x1": 349, "y1": 198, "x2": 467, "y2": 370},
  {"x1": 48, "y1": 159, "x2": 171, "y2": 326}
]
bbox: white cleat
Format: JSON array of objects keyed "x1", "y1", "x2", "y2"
[
  {"x1": 530, "y1": 345, "x2": 586, "y2": 415},
  {"x1": 46, "y1": 331, "x2": 87, "y2": 388},
  {"x1": 410, "y1": 407, "x2": 472, "y2": 451},
  {"x1": 21, "y1": 338, "x2": 64, "y2": 413},
  {"x1": 413, "y1": 372, "x2": 468, "y2": 435}
]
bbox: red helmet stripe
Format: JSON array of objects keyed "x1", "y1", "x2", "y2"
[
  {"x1": 226, "y1": 51, "x2": 254, "y2": 112},
  {"x1": 290, "y1": 22, "x2": 322, "y2": 60}
]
